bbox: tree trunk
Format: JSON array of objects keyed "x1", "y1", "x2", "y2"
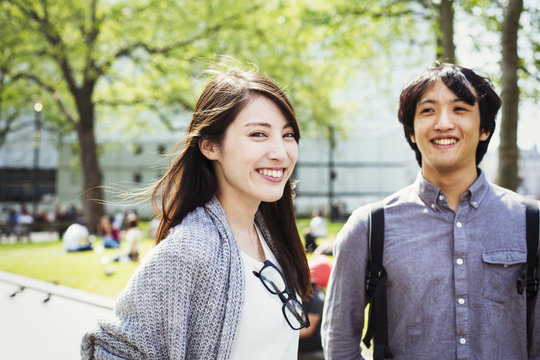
[
  {"x1": 75, "y1": 87, "x2": 104, "y2": 233},
  {"x1": 437, "y1": 0, "x2": 456, "y2": 63},
  {"x1": 498, "y1": 0, "x2": 522, "y2": 191}
]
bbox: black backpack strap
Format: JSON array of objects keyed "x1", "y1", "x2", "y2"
[
  {"x1": 525, "y1": 199, "x2": 539, "y2": 352},
  {"x1": 363, "y1": 203, "x2": 393, "y2": 359}
]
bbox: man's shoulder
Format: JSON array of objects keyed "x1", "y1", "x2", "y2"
[
  {"x1": 486, "y1": 182, "x2": 536, "y2": 210},
  {"x1": 346, "y1": 184, "x2": 415, "y2": 221}
]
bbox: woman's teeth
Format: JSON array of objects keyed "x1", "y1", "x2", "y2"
[{"x1": 258, "y1": 169, "x2": 283, "y2": 178}]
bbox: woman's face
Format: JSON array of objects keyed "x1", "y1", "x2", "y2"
[{"x1": 205, "y1": 95, "x2": 298, "y2": 208}]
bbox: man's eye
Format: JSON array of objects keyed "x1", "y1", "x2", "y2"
[
  {"x1": 283, "y1": 132, "x2": 295, "y2": 138},
  {"x1": 250, "y1": 132, "x2": 265, "y2": 137},
  {"x1": 419, "y1": 108, "x2": 433, "y2": 114}
]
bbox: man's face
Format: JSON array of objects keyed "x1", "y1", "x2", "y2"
[{"x1": 410, "y1": 79, "x2": 489, "y2": 180}]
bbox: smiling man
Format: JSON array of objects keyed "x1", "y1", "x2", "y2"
[{"x1": 321, "y1": 63, "x2": 540, "y2": 360}]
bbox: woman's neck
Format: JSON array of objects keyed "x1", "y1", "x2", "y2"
[{"x1": 217, "y1": 192, "x2": 265, "y2": 261}]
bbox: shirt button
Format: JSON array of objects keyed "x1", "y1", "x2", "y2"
[
  {"x1": 456, "y1": 258, "x2": 464, "y2": 265},
  {"x1": 458, "y1": 298, "x2": 465, "y2": 305},
  {"x1": 439, "y1": 195, "x2": 445, "y2": 201},
  {"x1": 472, "y1": 201, "x2": 478, "y2": 207},
  {"x1": 456, "y1": 221, "x2": 463, "y2": 228},
  {"x1": 460, "y1": 337, "x2": 467, "y2": 345},
  {"x1": 431, "y1": 204, "x2": 436, "y2": 209}
]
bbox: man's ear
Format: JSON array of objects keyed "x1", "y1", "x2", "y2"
[
  {"x1": 410, "y1": 134, "x2": 416, "y2": 144},
  {"x1": 199, "y1": 138, "x2": 219, "y2": 160},
  {"x1": 479, "y1": 130, "x2": 490, "y2": 141}
]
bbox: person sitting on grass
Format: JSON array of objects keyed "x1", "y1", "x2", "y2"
[
  {"x1": 62, "y1": 223, "x2": 92, "y2": 252},
  {"x1": 124, "y1": 213, "x2": 143, "y2": 261},
  {"x1": 98, "y1": 215, "x2": 120, "y2": 248}
]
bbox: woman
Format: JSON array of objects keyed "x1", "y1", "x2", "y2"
[
  {"x1": 98, "y1": 214, "x2": 120, "y2": 248},
  {"x1": 81, "y1": 68, "x2": 311, "y2": 359}
]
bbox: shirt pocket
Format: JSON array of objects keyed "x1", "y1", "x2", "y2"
[{"x1": 482, "y1": 249, "x2": 527, "y2": 304}]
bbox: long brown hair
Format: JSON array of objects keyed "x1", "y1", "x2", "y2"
[{"x1": 151, "y1": 68, "x2": 310, "y2": 298}]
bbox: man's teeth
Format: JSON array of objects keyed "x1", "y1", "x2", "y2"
[
  {"x1": 433, "y1": 138, "x2": 457, "y2": 145},
  {"x1": 259, "y1": 169, "x2": 283, "y2": 178}
]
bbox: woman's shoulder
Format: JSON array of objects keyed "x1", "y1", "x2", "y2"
[{"x1": 152, "y1": 206, "x2": 222, "y2": 261}]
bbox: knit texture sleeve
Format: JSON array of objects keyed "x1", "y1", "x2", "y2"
[
  {"x1": 81, "y1": 202, "x2": 244, "y2": 360},
  {"x1": 81, "y1": 228, "x2": 195, "y2": 359}
]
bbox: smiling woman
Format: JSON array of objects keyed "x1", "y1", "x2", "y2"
[{"x1": 81, "y1": 67, "x2": 311, "y2": 360}]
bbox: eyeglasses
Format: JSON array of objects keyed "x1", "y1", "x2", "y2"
[{"x1": 252, "y1": 260, "x2": 310, "y2": 330}]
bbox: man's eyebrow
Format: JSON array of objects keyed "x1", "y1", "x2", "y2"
[{"x1": 418, "y1": 98, "x2": 469, "y2": 105}]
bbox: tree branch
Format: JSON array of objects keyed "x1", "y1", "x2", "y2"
[
  {"x1": 98, "y1": 3, "x2": 264, "y2": 73},
  {"x1": 12, "y1": 72, "x2": 77, "y2": 126}
]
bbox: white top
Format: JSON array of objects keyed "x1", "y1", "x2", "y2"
[
  {"x1": 309, "y1": 216, "x2": 327, "y2": 238},
  {"x1": 62, "y1": 223, "x2": 89, "y2": 251},
  {"x1": 229, "y1": 226, "x2": 299, "y2": 359},
  {"x1": 125, "y1": 227, "x2": 143, "y2": 253}
]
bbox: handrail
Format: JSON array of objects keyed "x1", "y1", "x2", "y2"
[{"x1": 0, "y1": 271, "x2": 115, "y2": 310}]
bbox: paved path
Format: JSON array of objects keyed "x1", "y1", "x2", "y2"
[{"x1": 0, "y1": 271, "x2": 114, "y2": 360}]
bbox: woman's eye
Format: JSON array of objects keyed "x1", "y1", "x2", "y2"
[
  {"x1": 250, "y1": 131, "x2": 266, "y2": 138},
  {"x1": 283, "y1": 132, "x2": 295, "y2": 138}
]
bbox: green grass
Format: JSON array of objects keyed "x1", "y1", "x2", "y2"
[
  {"x1": 0, "y1": 238, "x2": 155, "y2": 298},
  {"x1": 0, "y1": 218, "x2": 343, "y2": 297}
]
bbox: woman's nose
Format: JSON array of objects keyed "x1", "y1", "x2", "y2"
[{"x1": 268, "y1": 138, "x2": 287, "y2": 160}]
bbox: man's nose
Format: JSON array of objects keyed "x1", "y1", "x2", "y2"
[{"x1": 434, "y1": 109, "x2": 454, "y2": 131}]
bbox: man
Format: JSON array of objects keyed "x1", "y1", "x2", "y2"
[{"x1": 321, "y1": 63, "x2": 540, "y2": 359}]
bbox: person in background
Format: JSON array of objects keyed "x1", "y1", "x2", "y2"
[
  {"x1": 299, "y1": 282, "x2": 325, "y2": 360},
  {"x1": 62, "y1": 222, "x2": 92, "y2": 252},
  {"x1": 112, "y1": 209, "x2": 125, "y2": 231},
  {"x1": 124, "y1": 213, "x2": 143, "y2": 261},
  {"x1": 81, "y1": 67, "x2": 311, "y2": 359},
  {"x1": 299, "y1": 254, "x2": 332, "y2": 360},
  {"x1": 98, "y1": 215, "x2": 120, "y2": 248},
  {"x1": 304, "y1": 209, "x2": 327, "y2": 253}
]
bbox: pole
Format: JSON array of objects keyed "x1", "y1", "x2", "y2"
[
  {"x1": 33, "y1": 102, "x2": 43, "y2": 213},
  {"x1": 328, "y1": 125, "x2": 336, "y2": 221}
]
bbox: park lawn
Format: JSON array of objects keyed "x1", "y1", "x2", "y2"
[
  {"x1": 0, "y1": 238, "x2": 155, "y2": 298},
  {"x1": 0, "y1": 218, "x2": 344, "y2": 298}
]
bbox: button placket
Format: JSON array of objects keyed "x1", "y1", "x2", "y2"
[{"x1": 454, "y1": 209, "x2": 470, "y2": 359}]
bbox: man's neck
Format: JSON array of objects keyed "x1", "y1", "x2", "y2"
[{"x1": 422, "y1": 166, "x2": 479, "y2": 212}]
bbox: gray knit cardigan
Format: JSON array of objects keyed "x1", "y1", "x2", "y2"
[{"x1": 81, "y1": 197, "x2": 281, "y2": 359}]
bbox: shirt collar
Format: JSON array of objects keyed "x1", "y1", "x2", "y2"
[{"x1": 414, "y1": 168, "x2": 490, "y2": 210}]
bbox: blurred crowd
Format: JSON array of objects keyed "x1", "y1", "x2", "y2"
[{"x1": 0, "y1": 204, "x2": 82, "y2": 240}]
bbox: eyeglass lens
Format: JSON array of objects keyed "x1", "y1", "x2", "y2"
[
  {"x1": 284, "y1": 298, "x2": 307, "y2": 329},
  {"x1": 259, "y1": 264, "x2": 308, "y2": 329},
  {"x1": 259, "y1": 265, "x2": 286, "y2": 294}
]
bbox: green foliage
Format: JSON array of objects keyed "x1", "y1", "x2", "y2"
[{"x1": 1, "y1": 0, "x2": 421, "y2": 142}]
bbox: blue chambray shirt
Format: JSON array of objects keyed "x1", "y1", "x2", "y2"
[{"x1": 322, "y1": 170, "x2": 540, "y2": 360}]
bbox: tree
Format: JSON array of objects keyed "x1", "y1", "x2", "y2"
[
  {"x1": 1, "y1": 0, "x2": 369, "y2": 230},
  {"x1": 438, "y1": 0, "x2": 456, "y2": 63},
  {"x1": 498, "y1": 0, "x2": 523, "y2": 191}
]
